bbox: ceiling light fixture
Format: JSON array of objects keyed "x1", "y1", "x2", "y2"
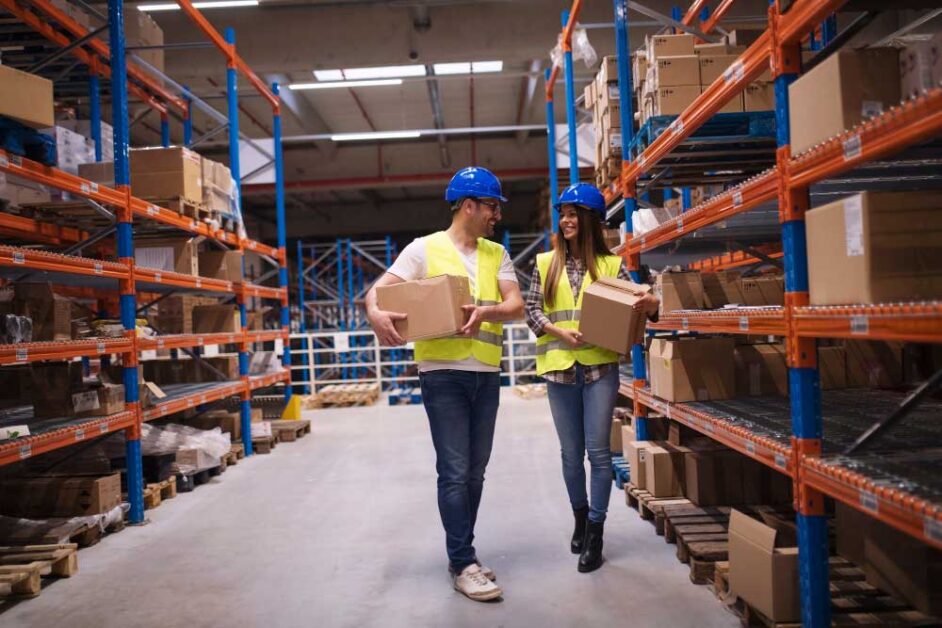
[
  {"x1": 138, "y1": 0, "x2": 258, "y2": 10},
  {"x1": 331, "y1": 130, "x2": 422, "y2": 142},
  {"x1": 313, "y1": 65, "x2": 426, "y2": 82},
  {"x1": 289, "y1": 78, "x2": 404, "y2": 90},
  {"x1": 433, "y1": 60, "x2": 504, "y2": 76}
]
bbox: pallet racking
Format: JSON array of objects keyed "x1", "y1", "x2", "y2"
[
  {"x1": 0, "y1": 1, "x2": 291, "y2": 524},
  {"x1": 546, "y1": 1, "x2": 942, "y2": 625}
]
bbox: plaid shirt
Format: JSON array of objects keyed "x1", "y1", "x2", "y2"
[{"x1": 525, "y1": 255, "x2": 636, "y2": 384}]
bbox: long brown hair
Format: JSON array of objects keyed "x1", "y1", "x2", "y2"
[{"x1": 544, "y1": 205, "x2": 613, "y2": 307}]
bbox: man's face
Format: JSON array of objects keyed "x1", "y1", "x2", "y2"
[{"x1": 467, "y1": 197, "x2": 502, "y2": 237}]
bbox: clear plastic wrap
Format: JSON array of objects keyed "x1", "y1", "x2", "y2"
[
  {"x1": 0, "y1": 504, "x2": 126, "y2": 545},
  {"x1": 102, "y1": 423, "x2": 231, "y2": 472},
  {"x1": 549, "y1": 27, "x2": 599, "y2": 72}
]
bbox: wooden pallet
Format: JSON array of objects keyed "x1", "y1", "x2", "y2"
[
  {"x1": 140, "y1": 476, "x2": 177, "y2": 510},
  {"x1": 140, "y1": 196, "x2": 206, "y2": 220},
  {"x1": 175, "y1": 465, "x2": 221, "y2": 492},
  {"x1": 714, "y1": 559, "x2": 940, "y2": 627},
  {"x1": 311, "y1": 383, "x2": 381, "y2": 407},
  {"x1": 67, "y1": 516, "x2": 125, "y2": 548},
  {"x1": 512, "y1": 384, "x2": 547, "y2": 400},
  {"x1": 624, "y1": 483, "x2": 692, "y2": 535},
  {"x1": 251, "y1": 435, "x2": 276, "y2": 454},
  {"x1": 0, "y1": 544, "x2": 78, "y2": 598},
  {"x1": 266, "y1": 419, "x2": 311, "y2": 442},
  {"x1": 231, "y1": 443, "x2": 245, "y2": 459}
]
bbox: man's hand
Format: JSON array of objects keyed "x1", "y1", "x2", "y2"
[
  {"x1": 367, "y1": 308, "x2": 407, "y2": 346},
  {"x1": 460, "y1": 304, "x2": 488, "y2": 337},
  {"x1": 632, "y1": 292, "x2": 660, "y2": 315}
]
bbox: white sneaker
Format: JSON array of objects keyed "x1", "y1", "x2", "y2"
[
  {"x1": 453, "y1": 563, "x2": 502, "y2": 601},
  {"x1": 476, "y1": 560, "x2": 496, "y2": 582}
]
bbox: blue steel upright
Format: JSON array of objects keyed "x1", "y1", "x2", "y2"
[
  {"x1": 225, "y1": 27, "x2": 254, "y2": 456},
  {"x1": 272, "y1": 82, "x2": 292, "y2": 401},
  {"x1": 346, "y1": 239, "x2": 355, "y2": 378},
  {"x1": 160, "y1": 114, "x2": 170, "y2": 147},
  {"x1": 545, "y1": 68, "x2": 560, "y2": 234},
  {"x1": 89, "y1": 71, "x2": 102, "y2": 161},
  {"x1": 561, "y1": 10, "x2": 579, "y2": 185},
  {"x1": 773, "y1": 27, "x2": 829, "y2": 626},
  {"x1": 108, "y1": 0, "x2": 144, "y2": 524},
  {"x1": 183, "y1": 85, "x2": 193, "y2": 146},
  {"x1": 614, "y1": 0, "x2": 648, "y2": 440},
  {"x1": 296, "y1": 240, "x2": 311, "y2": 394}
]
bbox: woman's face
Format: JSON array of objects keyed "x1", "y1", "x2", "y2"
[{"x1": 559, "y1": 204, "x2": 580, "y2": 241}]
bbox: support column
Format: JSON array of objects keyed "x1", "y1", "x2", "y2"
[
  {"x1": 160, "y1": 113, "x2": 170, "y2": 147},
  {"x1": 545, "y1": 68, "x2": 560, "y2": 234},
  {"x1": 183, "y1": 85, "x2": 193, "y2": 146},
  {"x1": 108, "y1": 0, "x2": 144, "y2": 525},
  {"x1": 296, "y1": 239, "x2": 310, "y2": 394},
  {"x1": 89, "y1": 64, "x2": 102, "y2": 162},
  {"x1": 272, "y1": 82, "x2": 291, "y2": 401},
  {"x1": 562, "y1": 10, "x2": 579, "y2": 185}
]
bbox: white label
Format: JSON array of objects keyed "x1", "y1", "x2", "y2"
[
  {"x1": 746, "y1": 441, "x2": 756, "y2": 455},
  {"x1": 141, "y1": 350, "x2": 157, "y2": 360},
  {"x1": 97, "y1": 341, "x2": 106, "y2": 354},
  {"x1": 638, "y1": 154, "x2": 647, "y2": 169},
  {"x1": 147, "y1": 205, "x2": 158, "y2": 216},
  {"x1": 75, "y1": 429, "x2": 85, "y2": 441},
  {"x1": 90, "y1": 182, "x2": 99, "y2": 193},
  {"x1": 842, "y1": 134, "x2": 862, "y2": 161},
  {"x1": 859, "y1": 490, "x2": 879, "y2": 513},
  {"x1": 159, "y1": 405, "x2": 168, "y2": 416},
  {"x1": 0, "y1": 155, "x2": 8, "y2": 168},
  {"x1": 94, "y1": 262, "x2": 103, "y2": 275},
  {"x1": 732, "y1": 190, "x2": 743, "y2": 207},
  {"x1": 610, "y1": 134, "x2": 622, "y2": 149},
  {"x1": 723, "y1": 61, "x2": 745, "y2": 84},
  {"x1": 850, "y1": 316, "x2": 869, "y2": 335},
  {"x1": 18, "y1": 445, "x2": 30, "y2": 460},
  {"x1": 200, "y1": 394, "x2": 207, "y2": 404},
  {"x1": 72, "y1": 390, "x2": 100, "y2": 413},
  {"x1": 99, "y1": 422, "x2": 108, "y2": 433},
  {"x1": 704, "y1": 421, "x2": 715, "y2": 433},
  {"x1": 670, "y1": 119, "x2": 685, "y2": 135},
  {"x1": 924, "y1": 517, "x2": 942, "y2": 543},
  {"x1": 80, "y1": 182, "x2": 90, "y2": 194},
  {"x1": 861, "y1": 100, "x2": 883, "y2": 119},
  {"x1": 843, "y1": 195, "x2": 864, "y2": 256},
  {"x1": 195, "y1": 278, "x2": 202, "y2": 288},
  {"x1": 677, "y1": 217, "x2": 684, "y2": 233},
  {"x1": 739, "y1": 316, "x2": 749, "y2": 331},
  {"x1": 156, "y1": 339, "x2": 165, "y2": 349},
  {"x1": 334, "y1": 334, "x2": 350, "y2": 351},
  {"x1": 12, "y1": 251, "x2": 25, "y2": 265},
  {"x1": 608, "y1": 84, "x2": 619, "y2": 100},
  {"x1": 774, "y1": 453, "x2": 787, "y2": 469},
  {"x1": 681, "y1": 318, "x2": 689, "y2": 330},
  {"x1": 10, "y1": 155, "x2": 21, "y2": 166},
  {"x1": 15, "y1": 347, "x2": 27, "y2": 363},
  {"x1": 197, "y1": 336, "x2": 204, "y2": 346},
  {"x1": 640, "y1": 236, "x2": 646, "y2": 247},
  {"x1": 154, "y1": 272, "x2": 162, "y2": 283},
  {"x1": 187, "y1": 398, "x2": 195, "y2": 408}
]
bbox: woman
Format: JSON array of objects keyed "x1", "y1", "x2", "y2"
[{"x1": 525, "y1": 182, "x2": 659, "y2": 573}]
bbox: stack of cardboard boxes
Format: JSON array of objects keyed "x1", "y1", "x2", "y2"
[
  {"x1": 586, "y1": 57, "x2": 623, "y2": 188},
  {"x1": 656, "y1": 269, "x2": 786, "y2": 315}
]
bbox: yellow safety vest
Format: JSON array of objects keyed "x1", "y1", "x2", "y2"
[
  {"x1": 413, "y1": 231, "x2": 505, "y2": 367},
  {"x1": 535, "y1": 252, "x2": 622, "y2": 375}
]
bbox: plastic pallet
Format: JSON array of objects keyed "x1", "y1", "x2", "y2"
[
  {"x1": 0, "y1": 117, "x2": 56, "y2": 166},
  {"x1": 612, "y1": 454, "x2": 631, "y2": 490},
  {"x1": 629, "y1": 111, "x2": 777, "y2": 159}
]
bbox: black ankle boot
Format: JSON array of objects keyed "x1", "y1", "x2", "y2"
[
  {"x1": 570, "y1": 506, "x2": 589, "y2": 554},
  {"x1": 578, "y1": 520, "x2": 604, "y2": 573}
]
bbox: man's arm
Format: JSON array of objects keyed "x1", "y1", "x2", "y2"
[
  {"x1": 460, "y1": 280, "x2": 525, "y2": 336},
  {"x1": 365, "y1": 272, "x2": 408, "y2": 346}
]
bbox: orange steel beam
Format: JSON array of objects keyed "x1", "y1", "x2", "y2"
[
  {"x1": 13, "y1": 0, "x2": 185, "y2": 113},
  {"x1": 682, "y1": 0, "x2": 710, "y2": 25},
  {"x1": 545, "y1": 0, "x2": 584, "y2": 100},
  {"x1": 0, "y1": 338, "x2": 133, "y2": 366},
  {"x1": 701, "y1": 0, "x2": 736, "y2": 33},
  {"x1": 0, "y1": 245, "x2": 127, "y2": 280},
  {"x1": 0, "y1": 411, "x2": 136, "y2": 466},
  {"x1": 173, "y1": 0, "x2": 280, "y2": 112},
  {"x1": 689, "y1": 244, "x2": 783, "y2": 271},
  {"x1": 778, "y1": 0, "x2": 847, "y2": 46},
  {"x1": 649, "y1": 307, "x2": 787, "y2": 336},
  {"x1": 793, "y1": 302, "x2": 942, "y2": 344}
]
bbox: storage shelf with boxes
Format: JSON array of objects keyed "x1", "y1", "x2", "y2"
[
  {"x1": 0, "y1": 0, "x2": 291, "y2": 532},
  {"x1": 575, "y1": 0, "x2": 942, "y2": 624}
]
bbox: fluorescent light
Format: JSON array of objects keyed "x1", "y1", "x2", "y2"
[
  {"x1": 433, "y1": 60, "x2": 503, "y2": 76},
  {"x1": 331, "y1": 131, "x2": 422, "y2": 142},
  {"x1": 313, "y1": 69, "x2": 344, "y2": 81},
  {"x1": 288, "y1": 79, "x2": 403, "y2": 90},
  {"x1": 341, "y1": 64, "x2": 426, "y2": 80},
  {"x1": 138, "y1": 0, "x2": 258, "y2": 10}
]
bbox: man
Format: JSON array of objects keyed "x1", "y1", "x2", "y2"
[{"x1": 366, "y1": 167, "x2": 524, "y2": 602}]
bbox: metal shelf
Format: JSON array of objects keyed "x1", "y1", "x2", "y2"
[
  {"x1": 0, "y1": 338, "x2": 133, "y2": 366},
  {"x1": 142, "y1": 381, "x2": 244, "y2": 422},
  {"x1": 0, "y1": 244, "x2": 127, "y2": 280},
  {"x1": 135, "y1": 267, "x2": 234, "y2": 294},
  {"x1": 139, "y1": 333, "x2": 242, "y2": 352},
  {"x1": 0, "y1": 409, "x2": 136, "y2": 466},
  {"x1": 689, "y1": 245, "x2": 783, "y2": 272},
  {"x1": 649, "y1": 307, "x2": 786, "y2": 336},
  {"x1": 794, "y1": 301, "x2": 942, "y2": 343},
  {"x1": 249, "y1": 370, "x2": 290, "y2": 390},
  {"x1": 247, "y1": 329, "x2": 290, "y2": 344},
  {"x1": 239, "y1": 283, "x2": 286, "y2": 301}
]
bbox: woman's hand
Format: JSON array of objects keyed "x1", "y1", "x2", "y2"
[
  {"x1": 632, "y1": 292, "x2": 660, "y2": 316},
  {"x1": 547, "y1": 324, "x2": 584, "y2": 349}
]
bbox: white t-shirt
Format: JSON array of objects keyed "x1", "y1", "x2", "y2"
[{"x1": 387, "y1": 235, "x2": 517, "y2": 373}]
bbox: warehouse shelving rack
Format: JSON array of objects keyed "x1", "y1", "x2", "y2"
[
  {"x1": 0, "y1": 0, "x2": 291, "y2": 524},
  {"x1": 547, "y1": 1, "x2": 942, "y2": 625}
]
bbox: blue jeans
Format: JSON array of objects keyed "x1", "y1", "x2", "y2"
[
  {"x1": 419, "y1": 369, "x2": 500, "y2": 573},
  {"x1": 546, "y1": 365, "x2": 619, "y2": 523}
]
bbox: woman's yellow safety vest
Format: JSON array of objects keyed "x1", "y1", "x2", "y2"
[
  {"x1": 535, "y1": 252, "x2": 622, "y2": 375},
  {"x1": 413, "y1": 231, "x2": 505, "y2": 367}
]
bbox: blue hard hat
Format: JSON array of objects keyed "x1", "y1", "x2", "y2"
[
  {"x1": 445, "y1": 167, "x2": 508, "y2": 203},
  {"x1": 555, "y1": 183, "x2": 606, "y2": 218}
]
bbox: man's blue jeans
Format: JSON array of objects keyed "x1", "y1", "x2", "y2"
[
  {"x1": 419, "y1": 369, "x2": 500, "y2": 573},
  {"x1": 546, "y1": 365, "x2": 619, "y2": 523}
]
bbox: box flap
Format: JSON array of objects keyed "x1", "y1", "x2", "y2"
[
  {"x1": 592, "y1": 276, "x2": 651, "y2": 295},
  {"x1": 730, "y1": 509, "x2": 777, "y2": 552}
]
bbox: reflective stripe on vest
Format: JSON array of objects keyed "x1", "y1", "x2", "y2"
[
  {"x1": 413, "y1": 231, "x2": 505, "y2": 367},
  {"x1": 535, "y1": 253, "x2": 622, "y2": 376}
]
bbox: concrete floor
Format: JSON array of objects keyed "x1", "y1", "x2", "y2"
[{"x1": 2, "y1": 391, "x2": 739, "y2": 628}]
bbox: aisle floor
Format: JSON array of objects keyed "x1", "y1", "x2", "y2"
[{"x1": 3, "y1": 392, "x2": 738, "y2": 628}]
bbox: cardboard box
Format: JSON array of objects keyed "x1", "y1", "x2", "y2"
[
  {"x1": 175, "y1": 447, "x2": 218, "y2": 472},
  {"x1": 74, "y1": 383, "x2": 125, "y2": 418},
  {"x1": 647, "y1": 33, "x2": 695, "y2": 59},
  {"x1": 125, "y1": 9, "x2": 164, "y2": 80},
  {"x1": 740, "y1": 275, "x2": 784, "y2": 306},
  {"x1": 743, "y1": 82, "x2": 775, "y2": 112},
  {"x1": 788, "y1": 48, "x2": 900, "y2": 155},
  {"x1": 699, "y1": 54, "x2": 742, "y2": 85},
  {"x1": 246, "y1": 308, "x2": 270, "y2": 331},
  {"x1": 0, "y1": 173, "x2": 51, "y2": 206},
  {"x1": 729, "y1": 510, "x2": 800, "y2": 623},
  {"x1": 578, "y1": 277, "x2": 650, "y2": 354},
  {"x1": 644, "y1": 444, "x2": 687, "y2": 498},
  {"x1": 656, "y1": 271, "x2": 704, "y2": 313},
  {"x1": 702, "y1": 85, "x2": 744, "y2": 113},
  {"x1": 818, "y1": 345, "x2": 847, "y2": 390},
  {"x1": 196, "y1": 356, "x2": 240, "y2": 381},
  {"x1": 58, "y1": 118, "x2": 114, "y2": 161},
  {"x1": 192, "y1": 305, "x2": 241, "y2": 334},
  {"x1": 0, "y1": 65, "x2": 54, "y2": 129},
  {"x1": 610, "y1": 418, "x2": 624, "y2": 453},
  {"x1": 807, "y1": 191, "x2": 942, "y2": 305},
  {"x1": 684, "y1": 446, "x2": 744, "y2": 506},
  {"x1": 647, "y1": 85, "x2": 701, "y2": 116},
  {"x1": 695, "y1": 42, "x2": 747, "y2": 56},
  {"x1": 632, "y1": 53, "x2": 648, "y2": 85},
  {"x1": 734, "y1": 344, "x2": 788, "y2": 397},
  {"x1": 624, "y1": 440, "x2": 650, "y2": 489},
  {"x1": 41, "y1": 126, "x2": 96, "y2": 176},
  {"x1": 843, "y1": 340, "x2": 903, "y2": 388},
  {"x1": 899, "y1": 33, "x2": 942, "y2": 99},
  {"x1": 189, "y1": 409, "x2": 242, "y2": 442},
  {"x1": 652, "y1": 55, "x2": 700, "y2": 87},
  {"x1": 0, "y1": 473, "x2": 122, "y2": 518},
  {"x1": 702, "y1": 270, "x2": 744, "y2": 308},
  {"x1": 14, "y1": 283, "x2": 71, "y2": 341},
  {"x1": 649, "y1": 337, "x2": 735, "y2": 402},
  {"x1": 864, "y1": 517, "x2": 942, "y2": 616},
  {"x1": 725, "y1": 29, "x2": 765, "y2": 48},
  {"x1": 199, "y1": 250, "x2": 243, "y2": 282},
  {"x1": 77, "y1": 161, "x2": 115, "y2": 189},
  {"x1": 135, "y1": 237, "x2": 199, "y2": 276},
  {"x1": 130, "y1": 147, "x2": 203, "y2": 205},
  {"x1": 621, "y1": 423, "x2": 636, "y2": 449},
  {"x1": 153, "y1": 295, "x2": 216, "y2": 335},
  {"x1": 376, "y1": 275, "x2": 472, "y2": 341},
  {"x1": 596, "y1": 56, "x2": 619, "y2": 86}
]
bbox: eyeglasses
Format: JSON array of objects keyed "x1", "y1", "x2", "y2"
[{"x1": 475, "y1": 198, "x2": 502, "y2": 212}]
